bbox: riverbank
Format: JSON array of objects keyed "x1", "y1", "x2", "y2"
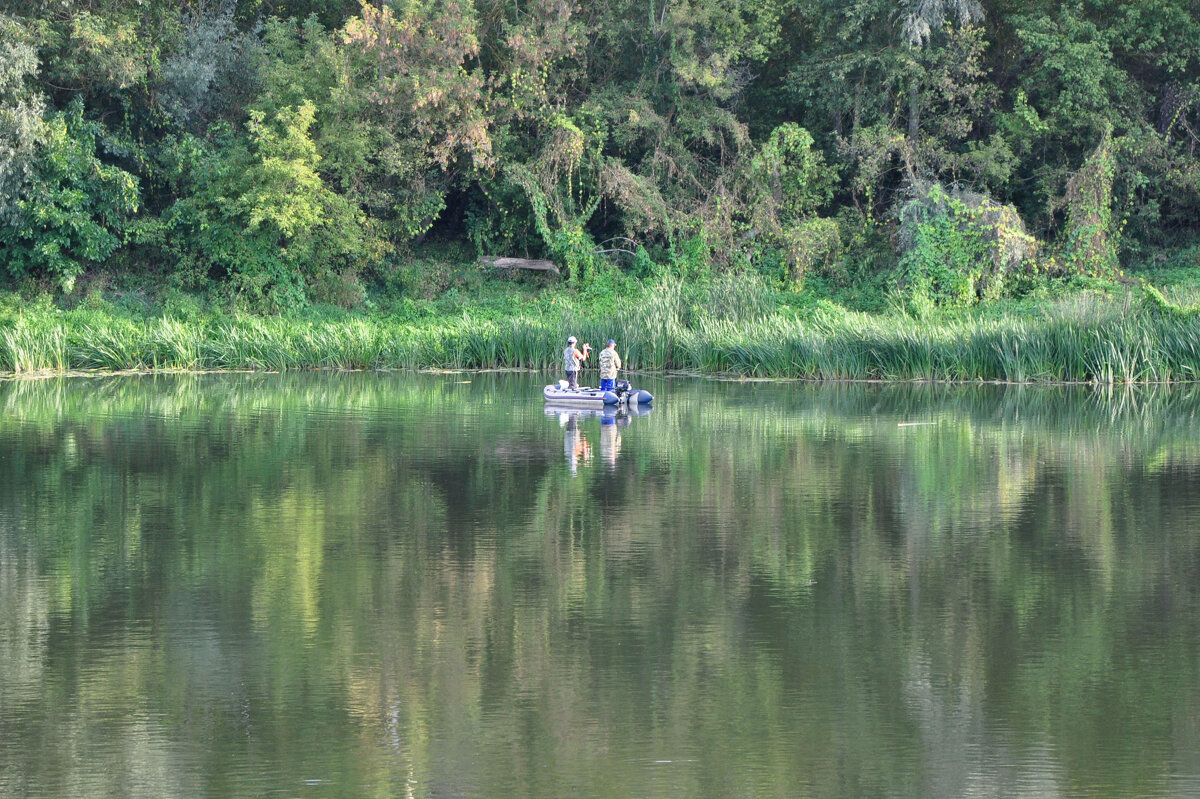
[{"x1": 4, "y1": 275, "x2": 1200, "y2": 383}]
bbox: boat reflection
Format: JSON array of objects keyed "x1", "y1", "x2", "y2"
[{"x1": 545, "y1": 404, "x2": 652, "y2": 474}]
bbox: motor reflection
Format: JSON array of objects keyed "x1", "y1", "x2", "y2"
[{"x1": 545, "y1": 404, "x2": 651, "y2": 474}]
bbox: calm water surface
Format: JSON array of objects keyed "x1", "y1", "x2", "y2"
[{"x1": 2, "y1": 372, "x2": 1200, "y2": 798}]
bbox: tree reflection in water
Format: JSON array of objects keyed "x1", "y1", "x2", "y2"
[{"x1": 3, "y1": 373, "x2": 1200, "y2": 799}]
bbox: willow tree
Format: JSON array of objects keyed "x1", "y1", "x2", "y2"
[{"x1": 0, "y1": 14, "x2": 43, "y2": 223}]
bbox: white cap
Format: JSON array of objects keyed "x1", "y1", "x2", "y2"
[{"x1": 567, "y1": 336, "x2": 577, "y2": 343}]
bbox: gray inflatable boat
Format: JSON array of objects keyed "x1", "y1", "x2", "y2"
[{"x1": 542, "y1": 379, "x2": 653, "y2": 407}]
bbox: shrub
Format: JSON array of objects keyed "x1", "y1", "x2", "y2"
[
  {"x1": 896, "y1": 181, "x2": 1037, "y2": 312},
  {"x1": 0, "y1": 101, "x2": 139, "y2": 293}
]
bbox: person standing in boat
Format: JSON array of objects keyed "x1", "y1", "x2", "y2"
[
  {"x1": 563, "y1": 336, "x2": 589, "y2": 389},
  {"x1": 598, "y1": 339, "x2": 622, "y2": 392}
]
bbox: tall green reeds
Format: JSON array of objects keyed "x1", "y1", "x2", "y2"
[
  {"x1": 3, "y1": 287, "x2": 1200, "y2": 383},
  {"x1": 3, "y1": 318, "x2": 68, "y2": 373}
]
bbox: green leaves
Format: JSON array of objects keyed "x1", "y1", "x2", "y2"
[
  {"x1": 0, "y1": 13, "x2": 45, "y2": 222},
  {"x1": 749, "y1": 124, "x2": 833, "y2": 223},
  {"x1": 240, "y1": 102, "x2": 326, "y2": 237},
  {"x1": 161, "y1": 100, "x2": 382, "y2": 309},
  {"x1": 0, "y1": 100, "x2": 138, "y2": 293},
  {"x1": 896, "y1": 182, "x2": 1037, "y2": 312},
  {"x1": 1, "y1": 0, "x2": 1199, "y2": 303},
  {"x1": 1016, "y1": 9, "x2": 1128, "y2": 144}
]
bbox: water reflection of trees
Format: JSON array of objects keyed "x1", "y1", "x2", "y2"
[{"x1": 2, "y1": 374, "x2": 1200, "y2": 797}]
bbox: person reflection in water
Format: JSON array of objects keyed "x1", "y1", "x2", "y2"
[
  {"x1": 599, "y1": 414, "x2": 622, "y2": 471},
  {"x1": 562, "y1": 414, "x2": 592, "y2": 475}
]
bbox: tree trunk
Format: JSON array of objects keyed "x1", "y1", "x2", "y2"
[{"x1": 478, "y1": 256, "x2": 561, "y2": 275}]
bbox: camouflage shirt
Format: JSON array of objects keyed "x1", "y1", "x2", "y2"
[{"x1": 598, "y1": 347, "x2": 622, "y2": 379}]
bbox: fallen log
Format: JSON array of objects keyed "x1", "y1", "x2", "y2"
[{"x1": 478, "y1": 256, "x2": 561, "y2": 275}]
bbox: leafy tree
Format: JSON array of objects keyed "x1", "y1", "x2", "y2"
[
  {"x1": 0, "y1": 100, "x2": 139, "y2": 293},
  {"x1": 341, "y1": 1, "x2": 494, "y2": 244},
  {"x1": 745, "y1": 123, "x2": 838, "y2": 283},
  {"x1": 156, "y1": 1, "x2": 263, "y2": 131},
  {"x1": 162, "y1": 101, "x2": 380, "y2": 307},
  {"x1": 1014, "y1": 8, "x2": 1131, "y2": 150},
  {"x1": 0, "y1": 13, "x2": 44, "y2": 223},
  {"x1": 2, "y1": 0, "x2": 1200, "y2": 298},
  {"x1": 896, "y1": 0, "x2": 985, "y2": 162}
]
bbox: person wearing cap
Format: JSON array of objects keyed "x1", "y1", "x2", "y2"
[
  {"x1": 563, "y1": 336, "x2": 589, "y2": 389},
  {"x1": 597, "y1": 339, "x2": 622, "y2": 392}
]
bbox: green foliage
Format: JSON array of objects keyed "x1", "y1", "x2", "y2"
[
  {"x1": 40, "y1": 8, "x2": 153, "y2": 95},
  {"x1": 896, "y1": 182, "x2": 1037, "y2": 313},
  {"x1": 1015, "y1": 9, "x2": 1128, "y2": 148},
  {"x1": 669, "y1": 233, "x2": 713, "y2": 280},
  {"x1": 341, "y1": 1, "x2": 491, "y2": 173},
  {"x1": 1060, "y1": 125, "x2": 1119, "y2": 275},
  {"x1": 0, "y1": 13, "x2": 45, "y2": 220},
  {"x1": 160, "y1": 101, "x2": 382, "y2": 309},
  {"x1": 156, "y1": 2, "x2": 261, "y2": 130},
  {"x1": 780, "y1": 217, "x2": 842, "y2": 286},
  {"x1": 501, "y1": 113, "x2": 607, "y2": 284},
  {"x1": 1, "y1": 0, "x2": 1200, "y2": 312},
  {"x1": 466, "y1": 174, "x2": 541, "y2": 257},
  {"x1": 749, "y1": 123, "x2": 834, "y2": 222},
  {"x1": 256, "y1": 15, "x2": 447, "y2": 244},
  {"x1": 743, "y1": 123, "x2": 839, "y2": 284},
  {"x1": 1141, "y1": 283, "x2": 1200, "y2": 321},
  {"x1": 909, "y1": 25, "x2": 1010, "y2": 186},
  {"x1": 239, "y1": 103, "x2": 326, "y2": 235},
  {"x1": 659, "y1": 0, "x2": 783, "y2": 100},
  {"x1": 0, "y1": 100, "x2": 138, "y2": 293},
  {"x1": 897, "y1": 207, "x2": 987, "y2": 314}
]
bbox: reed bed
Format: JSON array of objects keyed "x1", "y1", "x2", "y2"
[
  {"x1": 3, "y1": 318, "x2": 69, "y2": 373},
  {"x1": 2, "y1": 292, "x2": 1199, "y2": 382}
]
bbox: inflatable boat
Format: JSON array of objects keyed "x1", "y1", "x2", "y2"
[
  {"x1": 543, "y1": 403, "x2": 652, "y2": 419},
  {"x1": 543, "y1": 379, "x2": 653, "y2": 407}
]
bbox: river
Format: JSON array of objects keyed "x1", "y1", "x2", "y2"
[{"x1": 2, "y1": 371, "x2": 1199, "y2": 798}]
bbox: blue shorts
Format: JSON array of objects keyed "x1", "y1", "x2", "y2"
[{"x1": 600, "y1": 378, "x2": 615, "y2": 391}]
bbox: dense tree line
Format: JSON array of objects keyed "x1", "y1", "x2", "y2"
[{"x1": 1, "y1": 0, "x2": 1198, "y2": 308}]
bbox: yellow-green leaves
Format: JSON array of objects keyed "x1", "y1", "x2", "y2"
[{"x1": 240, "y1": 102, "x2": 326, "y2": 238}]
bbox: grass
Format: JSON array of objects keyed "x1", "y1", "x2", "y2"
[{"x1": 3, "y1": 272, "x2": 1200, "y2": 383}]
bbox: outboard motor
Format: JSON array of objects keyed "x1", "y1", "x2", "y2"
[{"x1": 615, "y1": 379, "x2": 631, "y2": 394}]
